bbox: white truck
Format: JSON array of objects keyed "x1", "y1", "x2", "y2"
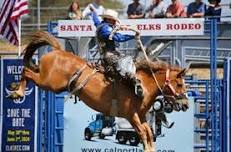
[{"x1": 115, "y1": 118, "x2": 141, "y2": 146}]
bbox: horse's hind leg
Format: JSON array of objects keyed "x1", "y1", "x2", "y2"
[{"x1": 15, "y1": 67, "x2": 41, "y2": 97}]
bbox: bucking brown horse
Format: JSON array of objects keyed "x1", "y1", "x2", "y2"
[{"x1": 13, "y1": 31, "x2": 189, "y2": 152}]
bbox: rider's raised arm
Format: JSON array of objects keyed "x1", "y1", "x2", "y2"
[
  {"x1": 113, "y1": 32, "x2": 135, "y2": 42},
  {"x1": 100, "y1": 25, "x2": 135, "y2": 42},
  {"x1": 91, "y1": 12, "x2": 101, "y2": 27},
  {"x1": 82, "y1": 4, "x2": 91, "y2": 19}
]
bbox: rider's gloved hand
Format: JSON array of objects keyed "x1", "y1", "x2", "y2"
[{"x1": 89, "y1": 5, "x2": 95, "y2": 12}]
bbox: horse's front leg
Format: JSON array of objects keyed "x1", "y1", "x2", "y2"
[
  {"x1": 143, "y1": 122, "x2": 155, "y2": 152},
  {"x1": 130, "y1": 113, "x2": 150, "y2": 152}
]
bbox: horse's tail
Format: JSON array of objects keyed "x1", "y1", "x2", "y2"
[{"x1": 23, "y1": 31, "x2": 63, "y2": 71}]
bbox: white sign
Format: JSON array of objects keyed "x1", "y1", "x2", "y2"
[
  {"x1": 58, "y1": 18, "x2": 204, "y2": 37},
  {"x1": 63, "y1": 98, "x2": 194, "y2": 152}
]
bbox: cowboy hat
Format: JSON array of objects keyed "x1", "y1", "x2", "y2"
[{"x1": 100, "y1": 9, "x2": 120, "y2": 23}]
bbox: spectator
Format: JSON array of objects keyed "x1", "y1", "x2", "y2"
[
  {"x1": 127, "y1": 0, "x2": 145, "y2": 19},
  {"x1": 166, "y1": 0, "x2": 186, "y2": 18},
  {"x1": 187, "y1": 0, "x2": 205, "y2": 18},
  {"x1": 146, "y1": 0, "x2": 167, "y2": 18},
  {"x1": 82, "y1": 0, "x2": 105, "y2": 19},
  {"x1": 205, "y1": 0, "x2": 222, "y2": 21},
  {"x1": 68, "y1": 1, "x2": 82, "y2": 20}
]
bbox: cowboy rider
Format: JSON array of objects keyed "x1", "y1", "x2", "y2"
[{"x1": 90, "y1": 8, "x2": 143, "y2": 98}]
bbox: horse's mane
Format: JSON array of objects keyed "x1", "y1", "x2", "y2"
[{"x1": 136, "y1": 60, "x2": 181, "y2": 72}]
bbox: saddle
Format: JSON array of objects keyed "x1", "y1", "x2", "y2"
[
  {"x1": 87, "y1": 62, "x2": 119, "y2": 80},
  {"x1": 88, "y1": 62, "x2": 134, "y2": 87}
]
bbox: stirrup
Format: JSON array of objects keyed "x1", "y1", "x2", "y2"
[{"x1": 135, "y1": 83, "x2": 143, "y2": 98}]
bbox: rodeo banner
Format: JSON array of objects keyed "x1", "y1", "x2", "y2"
[
  {"x1": 58, "y1": 18, "x2": 204, "y2": 37},
  {"x1": 0, "y1": 58, "x2": 38, "y2": 152},
  {"x1": 63, "y1": 99, "x2": 194, "y2": 152}
]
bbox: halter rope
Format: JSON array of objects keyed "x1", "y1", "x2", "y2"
[{"x1": 136, "y1": 36, "x2": 164, "y2": 94}]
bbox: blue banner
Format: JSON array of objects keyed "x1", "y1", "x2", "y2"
[{"x1": 0, "y1": 58, "x2": 37, "y2": 152}]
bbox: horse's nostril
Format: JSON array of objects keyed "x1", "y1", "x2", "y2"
[{"x1": 176, "y1": 93, "x2": 188, "y2": 100}]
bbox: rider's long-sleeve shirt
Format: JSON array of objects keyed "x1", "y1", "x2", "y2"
[{"x1": 92, "y1": 12, "x2": 135, "y2": 52}]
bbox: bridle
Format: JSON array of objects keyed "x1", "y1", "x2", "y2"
[
  {"x1": 163, "y1": 69, "x2": 179, "y2": 97},
  {"x1": 152, "y1": 68, "x2": 179, "y2": 100}
]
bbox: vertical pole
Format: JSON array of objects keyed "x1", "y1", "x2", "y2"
[
  {"x1": 223, "y1": 58, "x2": 230, "y2": 152},
  {"x1": 37, "y1": 0, "x2": 41, "y2": 30},
  {"x1": 46, "y1": 91, "x2": 55, "y2": 152},
  {"x1": 228, "y1": 59, "x2": 231, "y2": 152},
  {"x1": 52, "y1": 92, "x2": 55, "y2": 152},
  {"x1": 44, "y1": 91, "x2": 48, "y2": 152},
  {"x1": 18, "y1": 18, "x2": 22, "y2": 56},
  {"x1": 37, "y1": 90, "x2": 43, "y2": 152},
  {"x1": 210, "y1": 18, "x2": 217, "y2": 152},
  {"x1": 171, "y1": 40, "x2": 176, "y2": 65},
  {"x1": 218, "y1": 80, "x2": 222, "y2": 152},
  {"x1": 205, "y1": 81, "x2": 209, "y2": 152}
]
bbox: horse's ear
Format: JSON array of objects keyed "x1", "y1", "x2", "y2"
[{"x1": 177, "y1": 67, "x2": 189, "y2": 78}]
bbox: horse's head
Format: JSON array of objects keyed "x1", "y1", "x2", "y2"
[
  {"x1": 156, "y1": 66, "x2": 189, "y2": 112},
  {"x1": 136, "y1": 60, "x2": 190, "y2": 112}
]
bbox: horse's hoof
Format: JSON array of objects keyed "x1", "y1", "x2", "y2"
[
  {"x1": 182, "y1": 105, "x2": 188, "y2": 111},
  {"x1": 12, "y1": 93, "x2": 19, "y2": 99}
]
